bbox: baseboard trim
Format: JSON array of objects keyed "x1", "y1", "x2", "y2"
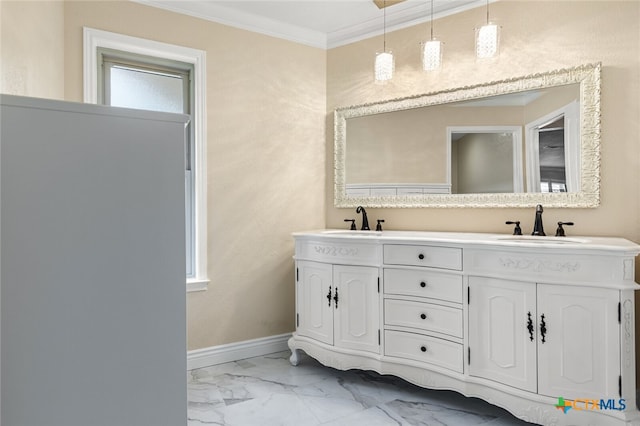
[{"x1": 187, "y1": 333, "x2": 292, "y2": 371}]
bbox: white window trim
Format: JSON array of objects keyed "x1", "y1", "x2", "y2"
[
  {"x1": 525, "y1": 101, "x2": 580, "y2": 194},
  {"x1": 83, "y1": 27, "x2": 208, "y2": 292}
]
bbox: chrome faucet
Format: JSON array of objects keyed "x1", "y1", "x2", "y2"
[
  {"x1": 532, "y1": 204, "x2": 545, "y2": 236},
  {"x1": 356, "y1": 206, "x2": 370, "y2": 231}
]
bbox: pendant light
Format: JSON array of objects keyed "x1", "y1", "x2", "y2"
[
  {"x1": 476, "y1": 0, "x2": 499, "y2": 59},
  {"x1": 422, "y1": 0, "x2": 442, "y2": 71},
  {"x1": 374, "y1": 0, "x2": 394, "y2": 83}
]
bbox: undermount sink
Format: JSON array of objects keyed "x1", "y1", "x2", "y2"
[
  {"x1": 495, "y1": 235, "x2": 589, "y2": 244},
  {"x1": 321, "y1": 230, "x2": 383, "y2": 237}
]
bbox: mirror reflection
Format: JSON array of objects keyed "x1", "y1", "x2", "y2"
[
  {"x1": 448, "y1": 127, "x2": 522, "y2": 194},
  {"x1": 345, "y1": 84, "x2": 579, "y2": 196},
  {"x1": 335, "y1": 64, "x2": 600, "y2": 208}
]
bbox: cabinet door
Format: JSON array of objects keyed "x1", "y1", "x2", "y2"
[
  {"x1": 468, "y1": 276, "x2": 537, "y2": 392},
  {"x1": 537, "y1": 285, "x2": 620, "y2": 400},
  {"x1": 296, "y1": 261, "x2": 333, "y2": 345},
  {"x1": 333, "y1": 265, "x2": 380, "y2": 353}
]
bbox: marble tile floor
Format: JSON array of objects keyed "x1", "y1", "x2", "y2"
[{"x1": 187, "y1": 351, "x2": 538, "y2": 426}]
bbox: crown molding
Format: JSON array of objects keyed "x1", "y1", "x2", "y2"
[
  {"x1": 133, "y1": 0, "x2": 328, "y2": 48},
  {"x1": 327, "y1": 0, "x2": 486, "y2": 48},
  {"x1": 133, "y1": 0, "x2": 488, "y2": 50}
]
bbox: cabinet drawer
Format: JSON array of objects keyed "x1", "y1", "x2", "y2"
[
  {"x1": 384, "y1": 330, "x2": 463, "y2": 373},
  {"x1": 384, "y1": 244, "x2": 462, "y2": 270},
  {"x1": 385, "y1": 299, "x2": 462, "y2": 338},
  {"x1": 384, "y1": 268, "x2": 463, "y2": 303}
]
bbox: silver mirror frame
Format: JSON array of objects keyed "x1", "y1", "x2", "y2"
[{"x1": 334, "y1": 63, "x2": 601, "y2": 208}]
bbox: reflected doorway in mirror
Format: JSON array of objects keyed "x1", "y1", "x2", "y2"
[{"x1": 525, "y1": 101, "x2": 580, "y2": 194}]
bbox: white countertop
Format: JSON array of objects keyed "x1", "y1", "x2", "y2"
[{"x1": 293, "y1": 229, "x2": 640, "y2": 254}]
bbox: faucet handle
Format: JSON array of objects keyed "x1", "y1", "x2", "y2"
[
  {"x1": 506, "y1": 221, "x2": 522, "y2": 235},
  {"x1": 555, "y1": 221, "x2": 574, "y2": 237},
  {"x1": 376, "y1": 219, "x2": 385, "y2": 232},
  {"x1": 344, "y1": 219, "x2": 356, "y2": 230}
]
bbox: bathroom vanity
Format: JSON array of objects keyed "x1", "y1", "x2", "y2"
[{"x1": 288, "y1": 230, "x2": 640, "y2": 425}]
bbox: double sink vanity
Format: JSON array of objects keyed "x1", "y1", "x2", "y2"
[
  {"x1": 289, "y1": 62, "x2": 639, "y2": 425},
  {"x1": 288, "y1": 229, "x2": 640, "y2": 425}
]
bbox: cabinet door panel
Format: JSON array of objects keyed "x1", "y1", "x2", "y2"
[
  {"x1": 537, "y1": 285, "x2": 619, "y2": 399},
  {"x1": 469, "y1": 276, "x2": 537, "y2": 392},
  {"x1": 334, "y1": 265, "x2": 380, "y2": 353},
  {"x1": 297, "y1": 261, "x2": 333, "y2": 345}
]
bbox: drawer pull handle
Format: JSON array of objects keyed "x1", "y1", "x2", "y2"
[
  {"x1": 420, "y1": 281, "x2": 427, "y2": 288},
  {"x1": 420, "y1": 345, "x2": 427, "y2": 352},
  {"x1": 418, "y1": 253, "x2": 425, "y2": 260},
  {"x1": 420, "y1": 313, "x2": 427, "y2": 320}
]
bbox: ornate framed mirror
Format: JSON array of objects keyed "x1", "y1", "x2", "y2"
[{"x1": 334, "y1": 63, "x2": 600, "y2": 208}]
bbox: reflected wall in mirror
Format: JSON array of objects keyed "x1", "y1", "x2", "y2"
[
  {"x1": 447, "y1": 126, "x2": 523, "y2": 194},
  {"x1": 334, "y1": 63, "x2": 600, "y2": 208}
]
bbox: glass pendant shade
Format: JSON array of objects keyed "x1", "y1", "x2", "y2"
[
  {"x1": 422, "y1": 39, "x2": 442, "y2": 71},
  {"x1": 476, "y1": 23, "x2": 499, "y2": 58},
  {"x1": 375, "y1": 51, "x2": 394, "y2": 83}
]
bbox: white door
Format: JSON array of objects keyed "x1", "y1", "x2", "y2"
[
  {"x1": 333, "y1": 265, "x2": 380, "y2": 354},
  {"x1": 537, "y1": 284, "x2": 620, "y2": 400},
  {"x1": 296, "y1": 261, "x2": 333, "y2": 345},
  {"x1": 468, "y1": 276, "x2": 537, "y2": 392}
]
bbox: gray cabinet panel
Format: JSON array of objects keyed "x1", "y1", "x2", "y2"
[{"x1": 1, "y1": 95, "x2": 188, "y2": 426}]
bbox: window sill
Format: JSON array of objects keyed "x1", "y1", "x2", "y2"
[{"x1": 187, "y1": 278, "x2": 210, "y2": 293}]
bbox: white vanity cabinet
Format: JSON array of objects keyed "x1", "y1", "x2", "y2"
[
  {"x1": 295, "y1": 261, "x2": 334, "y2": 345},
  {"x1": 468, "y1": 278, "x2": 620, "y2": 399},
  {"x1": 536, "y1": 284, "x2": 620, "y2": 400},
  {"x1": 294, "y1": 239, "x2": 381, "y2": 355},
  {"x1": 331, "y1": 265, "x2": 380, "y2": 353},
  {"x1": 468, "y1": 276, "x2": 537, "y2": 392},
  {"x1": 289, "y1": 231, "x2": 640, "y2": 426}
]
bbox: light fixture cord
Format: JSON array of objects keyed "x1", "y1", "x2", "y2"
[
  {"x1": 383, "y1": 0, "x2": 387, "y2": 51},
  {"x1": 486, "y1": 0, "x2": 489, "y2": 24},
  {"x1": 430, "y1": 0, "x2": 434, "y2": 40}
]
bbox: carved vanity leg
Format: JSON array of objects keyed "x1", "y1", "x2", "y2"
[{"x1": 288, "y1": 336, "x2": 300, "y2": 366}]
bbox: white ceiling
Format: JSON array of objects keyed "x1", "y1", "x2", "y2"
[{"x1": 133, "y1": 0, "x2": 487, "y2": 49}]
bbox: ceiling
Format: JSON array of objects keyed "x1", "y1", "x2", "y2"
[{"x1": 133, "y1": 0, "x2": 487, "y2": 49}]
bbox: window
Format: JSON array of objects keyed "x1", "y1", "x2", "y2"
[
  {"x1": 525, "y1": 101, "x2": 580, "y2": 194},
  {"x1": 100, "y1": 50, "x2": 195, "y2": 276},
  {"x1": 84, "y1": 28, "x2": 208, "y2": 292}
]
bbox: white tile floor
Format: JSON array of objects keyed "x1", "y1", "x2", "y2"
[{"x1": 187, "y1": 351, "x2": 537, "y2": 425}]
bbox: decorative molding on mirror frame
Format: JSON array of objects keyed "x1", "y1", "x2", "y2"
[{"x1": 334, "y1": 63, "x2": 601, "y2": 208}]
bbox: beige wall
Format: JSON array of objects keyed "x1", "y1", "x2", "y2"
[
  {"x1": 524, "y1": 84, "x2": 580, "y2": 124},
  {"x1": 327, "y1": 1, "x2": 640, "y2": 241},
  {"x1": 455, "y1": 132, "x2": 515, "y2": 193},
  {"x1": 2, "y1": 0, "x2": 326, "y2": 351},
  {"x1": 0, "y1": 1, "x2": 65, "y2": 98},
  {"x1": 346, "y1": 108, "x2": 449, "y2": 184},
  {"x1": 346, "y1": 104, "x2": 523, "y2": 184}
]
